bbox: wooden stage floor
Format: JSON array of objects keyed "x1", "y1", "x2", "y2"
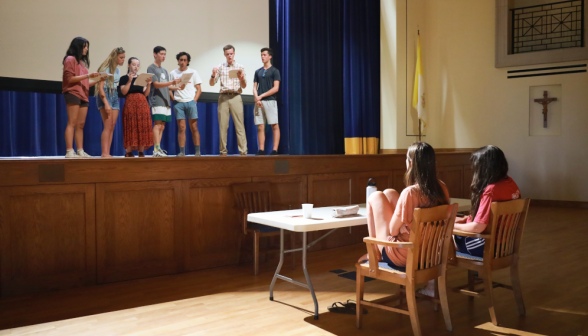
[{"x1": 0, "y1": 206, "x2": 586, "y2": 336}]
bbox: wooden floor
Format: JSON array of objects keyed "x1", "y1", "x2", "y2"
[{"x1": 0, "y1": 206, "x2": 586, "y2": 336}]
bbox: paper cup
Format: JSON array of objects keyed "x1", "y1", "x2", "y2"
[{"x1": 302, "y1": 203, "x2": 313, "y2": 219}]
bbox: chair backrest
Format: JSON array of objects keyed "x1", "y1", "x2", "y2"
[
  {"x1": 231, "y1": 182, "x2": 272, "y2": 234},
  {"x1": 406, "y1": 204, "x2": 458, "y2": 277},
  {"x1": 486, "y1": 198, "x2": 530, "y2": 259}
]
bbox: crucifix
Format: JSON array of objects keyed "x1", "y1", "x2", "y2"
[{"x1": 534, "y1": 91, "x2": 557, "y2": 128}]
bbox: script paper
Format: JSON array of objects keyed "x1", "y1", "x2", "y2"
[
  {"x1": 229, "y1": 70, "x2": 240, "y2": 79},
  {"x1": 134, "y1": 73, "x2": 154, "y2": 87},
  {"x1": 179, "y1": 72, "x2": 192, "y2": 85},
  {"x1": 90, "y1": 72, "x2": 113, "y2": 82}
]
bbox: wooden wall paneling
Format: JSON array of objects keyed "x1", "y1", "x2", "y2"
[
  {"x1": 307, "y1": 173, "x2": 358, "y2": 251},
  {"x1": 437, "y1": 166, "x2": 464, "y2": 199},
  {"x1": 351, "y1": 171, "x2": 392, "y2": 205},
  {"x1": 463, "y1": 166, "x2": 473, "y2": 199},
  {"x1": 389, "y1": 169, "x2": 407, "y2": 194},
  {"x1": 252, "y1": 175, "x2": 308, "y2": 211},
  {"x1": 185, "y1": 177, "x2": 251, "y2": 271},
  {"x1": 0, "y1": 184, "x2": 96, "y2": 297},
  {"x1": 96, "y1": 181, "x2": 184, "y2": 283}
]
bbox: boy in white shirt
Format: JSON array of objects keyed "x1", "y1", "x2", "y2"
[{"x1": 170, "y1": 52, "x2": 202, "y2": 156}]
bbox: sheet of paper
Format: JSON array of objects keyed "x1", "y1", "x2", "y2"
[
  {"x1": 134, "y1": 73, "x2": 154, "y2": 87},
  {"x1": 229, "y1": 70, "x2": 240, "y2": 79},
  {"x1": 89, "y1": 72, "x2": 113, "y2": 82},
  {"x1": 179, "y1": 72, "x2": 192, "y2": 85}
]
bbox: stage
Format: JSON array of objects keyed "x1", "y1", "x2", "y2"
[{"x1": 0, "y1": 152, "x2": 473, "y2": 298}]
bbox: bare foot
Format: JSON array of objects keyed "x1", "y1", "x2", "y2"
[
  {"x1": 358, "y1": 253, "x2": 369, "y2": 263},
  {"x1": 101, "y1": 154, "x2": 113, "y2": 158}
]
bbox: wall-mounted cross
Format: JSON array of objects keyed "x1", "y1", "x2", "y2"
[{"x1": 534, "y1": 91, "x2": 557, "y2": 128}]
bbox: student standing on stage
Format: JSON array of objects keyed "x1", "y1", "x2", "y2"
[
  {"x1": 62, "y1": 37, "x2": 101, "y2": 158},
  {"x1": 147, "y1": 46, "x2": 181, "y2": 157},
  {"x1": 169, "y1": 52, "x2": 202, "y2": 157},
  {"x1": 95, "y1": 47, "x2": 125, "y2": 157},
  {"x1": 118, "y1": 57, "x2": 154, "y2": 157},
  {"x1": 209, "y1": 44, "x2": 248, "y2": 156},
  {"x1": 253, "y1": 47, "x2": 281, "y2": 156}
]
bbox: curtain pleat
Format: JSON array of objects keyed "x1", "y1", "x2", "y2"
[{"x1": 0, "y1": 91, "x2": 259, "y2": 157}]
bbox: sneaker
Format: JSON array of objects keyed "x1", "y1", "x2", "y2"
[
  {"x1": 240, "y1": 153, "x2": 247, "y2": 156},
  {"x1": 77, "y1": 149, "x2": 92, "y2": 158},
  {"x1": 177, "y1": 152, "x2": 185, "y2": 157},
  {"x1": 65, "y1": 149, "x2": 79, "y2": 158},
  {"x1": 125, "y1": 152, "x2": 134, "y2": 157},
  {"x1": 153, "y1": 148, "x2": 168, "y2": 158},
  {"x1": 194, "y1": 150, "x2": 201, "y2": 157},
  {"x1": 220, "y1": 153, "x2": 227, "y2": 157},
  {"x1": 256, "y1": 150, "x2": 265, "y2": 156},
  {"x1": 270, "y1": 150, "x2": 278, "y2": 155}
]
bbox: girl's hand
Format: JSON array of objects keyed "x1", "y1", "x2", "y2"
[
  {"x1": 88, "y1": 72, "x2": 101, "y2": 78},
  {"x1": 105, "y1": 104, "x2": 112, "y2": 116},
  {"x1": 145, "y1": 77, "x2": 152, "y2": 84}
]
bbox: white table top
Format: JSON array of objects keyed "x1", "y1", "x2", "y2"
[{"x1": 247, "y1": 198, "x2": 471, "y2": 232}]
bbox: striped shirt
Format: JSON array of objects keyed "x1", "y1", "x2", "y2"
[{"x1": 213, "y1": 61, "x2": 246, "y2": 93}]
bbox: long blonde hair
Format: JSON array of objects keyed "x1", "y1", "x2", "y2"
[{"x1": 95, "y1": 47, "x2": 125, "y2": 94}]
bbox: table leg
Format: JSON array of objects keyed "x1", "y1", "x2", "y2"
[
  {"x1": 302, "y1": 232, "x2": 319, "y2": 320},
  {"x1": 269, "y1": 229, "x2": 285, "y2": 301}
]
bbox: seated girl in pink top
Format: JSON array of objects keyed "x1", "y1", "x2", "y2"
[
  {"x1": 454, "y1": 145, "x2": 521, "y2": 258},
  {"x1": 359, "y1": 142, "x2": 450, "y2": 272}
]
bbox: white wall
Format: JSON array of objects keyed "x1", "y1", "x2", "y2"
[
  {"x1": 381, "y1": 0, "x2": 588, "y2": 202},
  {"x1": 0, "y1": 0, "x2": 268, "y2": 93}
]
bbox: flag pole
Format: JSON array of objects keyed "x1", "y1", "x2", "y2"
[{"x1": 418, "y1": 120, "x2": 422, "y2": 142}]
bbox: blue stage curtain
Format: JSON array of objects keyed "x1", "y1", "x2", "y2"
[
  {"x1": 0, "y1": 90, "x2": 259, "y2": 157},
  {"x1": 343, "y1": 0, "x2": 381, "y2": 154},
  {"x1": 272, "y1": 0, "x2": 379, "y2": 155}
]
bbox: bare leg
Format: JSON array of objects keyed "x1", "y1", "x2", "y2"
[
  {"x1": 177, "y1": 119, "x2": 186, "y2": 147},
  {"x1": 108, "y1": 109, "x2": 118, "y2": 154},
  {"x1": 99, "y1": 109, "x2": 118, "y2": 157},
  {"x1": 271, "y1": 124, "x2": 280, "y2": 151},
  {"x1": 153, "y1": 121, "x2": 166, "y2": 147},
  {"x1": 257, "y1": 124, "x2": 265, "y2": 151},
  {"x1": 75, "y1": 106, "x2": 89, "y2": 150},
  {"x1": 189, "y1": 119, "x2": 200, "y2": 146},
  {"x1": 359, "y1": 189, "x2": 399, "y2": 262},
  {"x1": 65, "y1": 104, "x2": 80, "y2": 150}
]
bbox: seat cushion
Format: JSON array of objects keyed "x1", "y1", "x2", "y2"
[
  {"x1": 456, "y1": 251, "x2": 483, "y2": 261},
  {"x1": 247, "y1": 222, "x2": 280, "y2": 233}
]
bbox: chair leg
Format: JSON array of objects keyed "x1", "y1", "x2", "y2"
[
  {"x1": 467, "y1": 270, "x2": 476, "y2": 301},
  {"x1": 253, "y1": 231, "x2": 260, "y2": 276},
  {"x1": 438, "y1": 274, "x2": 453, "y2": 331},
  {"x1": 511, "y1": 260, "x2": 526, "y2": 316},
  {"x1": 482, "y1": 270, "x2": 498, "y2": 325},
  {"x1": 405, "y1": 282, "x2": 422, "y2": 336},
  {"x1": 290, "y1": 232, "x2": 296, "y2": 270},
  {"x1": 356, "y1": 268, "x2": 365, "y2": 329}
]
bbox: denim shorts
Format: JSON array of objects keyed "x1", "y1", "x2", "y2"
[
  {"x1": 174, "y1": 100, "x2": 198, "y2": 120},
  {"x1": 96, "y1": 90, "x2": 120, "y2": 110}
]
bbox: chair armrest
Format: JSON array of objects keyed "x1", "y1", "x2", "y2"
[
  {"x1": 363, "y1": 237, "x2": 413, "y2": 249},
  {"x1": 453, "y1": 229, "x2": 491, "y2": 239}
]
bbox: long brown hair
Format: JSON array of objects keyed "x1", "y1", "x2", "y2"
[
  {"x1": 469, "y1": 145, "x2": 509, "y2": 219},
  {"x1": 95, "y1": 47, "x2": 125, "y2": 94},
  {"x1": 404, "y1": 142, "x2": 448, "y2": 207}
]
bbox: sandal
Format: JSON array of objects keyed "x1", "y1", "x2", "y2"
[
  {"x1": 138, "y1": 152, "x2": 145, "y2": 157},
  {"x1": 125, "y1": 152, "x2": 134, "y2": 157},
  {"x1": 327, "y1": 300, "x2": 367, "y2": 315}
]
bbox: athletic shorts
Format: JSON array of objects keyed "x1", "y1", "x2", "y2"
[
  {"x1": 454, "y1": 235, "x2": 485, "y2": 258},
  {"x1": 254, "y1": 100, "x2": 278, "y2": 125},
  {"x1": 382, "y1": 248, "x2": 406, "y2": 272},
  {"x1": 152, "y1": 106, "x2": 172, "y2": 122},
  {"x1": 174, "y1": 100, "x2": 198, "y2": 120},
  {"x1": 96, "y1": 90, "x2": 120, "y2": 110},
  {"x1": 63, "y1": 93, "x2": 89, "y2": 107}
]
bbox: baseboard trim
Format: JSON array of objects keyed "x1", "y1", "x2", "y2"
[
  {"x1": 531, "y1": 199, "x2": 588, "y2": 209},
  {"x1": 379, "y1": 148, "x2": 478, "y2": 154}
]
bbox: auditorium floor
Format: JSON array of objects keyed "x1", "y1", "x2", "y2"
[{"x1": 0, "y1": 206, "x2": 586, "y2": 336}]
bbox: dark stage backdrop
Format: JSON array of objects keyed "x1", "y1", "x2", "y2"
[
  {"x1": 0, "y1": 91, "x2": 266, "y2": 157},
  {"x1": 271, "y1": 0, "x2": 380, "y2": 155}
]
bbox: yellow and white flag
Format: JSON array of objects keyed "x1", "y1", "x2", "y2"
[{"x1": 412, "y1": 33, "x2": 426, "y2": 126}]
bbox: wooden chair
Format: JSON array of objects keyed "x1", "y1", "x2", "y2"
[
  {"x1": 232, "y1": 182, "x2": 294, "y2": 276},
  {"x1": 356, "y1": 204, "x2": 458, "y2": 336},
  {"x1": 448, "y1": 198, "x2": 530, "y2": 326}
]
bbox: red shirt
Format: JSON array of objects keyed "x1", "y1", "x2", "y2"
[
  {"x1": 62, "y1": 56, "x2": 89, "y2": 102},
  {"x1": 470, "y1": 176, "x2": 521, "y2": 225}
]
